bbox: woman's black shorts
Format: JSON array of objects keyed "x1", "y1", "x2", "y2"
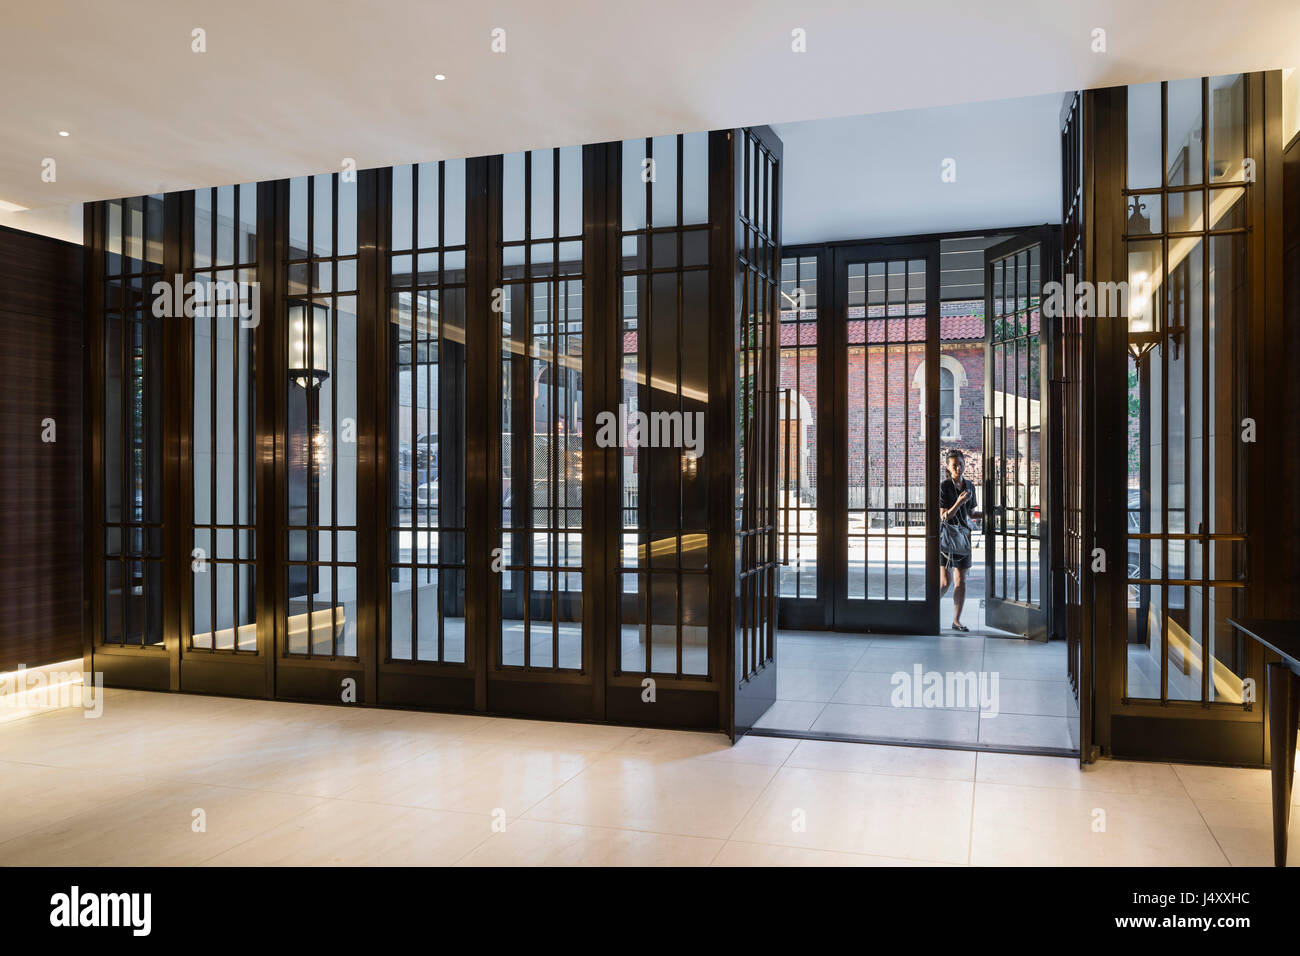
[{"x1": 940, "y1": 551, "x2": 972, "y2": 571}]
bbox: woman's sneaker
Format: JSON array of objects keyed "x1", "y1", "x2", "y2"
[{"x1": 951, "y1": 622, "x2": 970, "y2": 633}]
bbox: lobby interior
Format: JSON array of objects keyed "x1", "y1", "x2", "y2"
[{"x1": 2, "y1": 2, "x2": 1300, "y2": 869}]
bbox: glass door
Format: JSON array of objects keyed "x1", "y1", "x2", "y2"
[
  {"x1": 831, "y1": 242, "x2": 939, "y2": 634},
  {"x1": 982, "y1": 230, "x2": 1052, "y2": 639},
  {"x1": 732, "y1": 127, "x2": 782, "y2": 737}
]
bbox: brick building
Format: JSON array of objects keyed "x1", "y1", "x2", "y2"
[{"x1": 778, "y1": 301, "x2": 987, "y2": 517}]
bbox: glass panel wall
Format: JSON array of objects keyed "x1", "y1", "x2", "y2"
[
  {"x1": 617, "y1": 133, "x2": 712, "y2": 677},
  {"x1": 102, "y1": 195, "x2": 165, "y2": 646},
  {"x1": 1124, "y1": 75, "x2": 1248, "y2": 702},
  {"x1": 284, "y1": 173, "x2": 359, "y2": 657},
  {"x1": 191, "y1": 184, "x2": 258, "y2": 652},
  {"x1": 388, "y1": 161, "x2": 468, "y2": 663},
  {"x1": 777, "y1": 255, "x2": 818, "y2": 600},
  {"x1": 499, "y1": 147, "x2": 584, "y2": 671}
]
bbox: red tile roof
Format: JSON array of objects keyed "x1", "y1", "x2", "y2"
[{"x1": 618, "y1": 305, "x2": 985, "y2": 353}]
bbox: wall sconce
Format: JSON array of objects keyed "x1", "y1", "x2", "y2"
[
  {"x1": 1125, "y1": 199, "x2": 1160, "y2": 366},
  {"x1": 288, "y1": 300, "x2": 330, "y2": 388}
]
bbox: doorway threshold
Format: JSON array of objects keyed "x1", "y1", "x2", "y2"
[{"x1": 746, "y1": 727, "x2": 1079, "y2": 759}]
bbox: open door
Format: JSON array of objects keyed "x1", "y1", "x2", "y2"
[
  {"x1": 831, "y1": 242, "x2": 940, "y2": 634},
  {"x1": 732, "y1": 126, "x2": 782, "y2": 738},
  {"x1": 982, "y1": 228, "x2": 1054, "y2": 640}
]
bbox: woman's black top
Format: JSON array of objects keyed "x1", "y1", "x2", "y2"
[{"x1": 940, "y1": 477, "x2": 975, "y2": 526}]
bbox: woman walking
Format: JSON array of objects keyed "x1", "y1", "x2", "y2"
[{"x1": 939, "y1": 449, "x2": 977, "y2": 633}]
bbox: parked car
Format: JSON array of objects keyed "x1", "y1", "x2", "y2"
[{"x1": 416, "y1": 480, "x2": 438, "y2": 509}]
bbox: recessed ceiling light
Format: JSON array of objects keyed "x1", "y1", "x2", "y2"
[
  {"x1": 58, "y1": 130, "x2": 70, "y2": 137},
  {"x1": 434, "y1": 74, "x2": 446, "y2": 81}
]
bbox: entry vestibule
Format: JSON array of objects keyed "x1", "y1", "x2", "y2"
[{"x1": 81, "y1": 72, "x2": 1296, "y2": 769}]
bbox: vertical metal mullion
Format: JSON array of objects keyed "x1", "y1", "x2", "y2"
[
  {"x1": 743, "y1": 151, "x2": 754, "y2": 681},
  {"x1": 1010, "y1": 261, "x2": 1018, "y2": 603},
  {"x1": 331, "y1": 175, "x2": 340, "y2": 657},
  {"x1": 550, "y1": 151, "x2": 560, "y2": 670},
  {"x1": 409, "y1": 166, "x2": 419, "y2": 660},
  {"x1": 860, "y1": 261, "x2": 869, "y2": 604},
  {"x1": 675, "y1": 136, "x2": 685, "y2": 676},
  {"x1": 1159, "y1": 81, "x2": 1170, "y2": 703},
  {"x1": 209, "y1": 190, "x2": 218, "y2": 652},
  {"x1": 231, "y1": 190, "x2": 243, "y2": 648},
  {"x1": 903, "y1": 260, "x2": 911, "y2": 601},
  {"x1": 420, "y1": 284, "x2": 430, "y2": 656},
  {"x1": 437, "y1": 160, "x2": 447, "y2": 664},
  {"x1": 303, "y1": 181, "x2": 315, "y2": 658},
  {"x1": 1199, "y1": 77, "x2": 1211, "y2": 705},
  {"x1": 122, "y1": 216, "x2": 132, "y2": 645},
  {"x1": 522, "y1": 152, "x2": 532, "y2": 669},
  {"x1": 644, "y1": 139, "x2": 654, "y2": 676},
  {"x1": 1000, "y1": 287, "x2": 1008, "y2": 601},
  {"x1": 883, "y1": 261, "x2": 890, "y2": 602}
]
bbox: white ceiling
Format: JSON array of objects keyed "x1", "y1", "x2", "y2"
[
  {"x1": 1, "y1": 0, "x2": 1298, "y2": 219},
  {"x1": 776, "y1": 93, "x2": 1066, "y2": 245}
]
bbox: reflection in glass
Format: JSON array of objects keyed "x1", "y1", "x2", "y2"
[
  {"x1": 619, "y1": 135, "x2": 712, "y2": 676},
  {"x1": 500, "y1": 148, "x2": 585, "y2": 671},
  {"x1": 1124, "y1": 76, "x2": 1248, "y2": 702},
  {"x1": 285, "y1": 174, "x2": 359, "y2": 657},
  {"x1": 102, "y1": 195, "x2": 165, "y2": 646},
  {"x1": 192, "y1": 184, "x2": 257, "y2": 651},
  {"x1": 389, "y1": 160, "x2": 468, "y2": 663}
]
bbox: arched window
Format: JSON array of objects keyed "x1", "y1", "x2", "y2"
[
  {"x1": 939, "y1": 367, "x2": 956, "y2": 439},
  {"x1": 912, "y1": 354, "x2": 967, "y2": 440}
]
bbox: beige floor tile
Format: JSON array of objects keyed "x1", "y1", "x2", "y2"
[
  {"x1": 204, "y1": 799, "x2": 492, "y2": 866},
  {"x1": 611, "y1": 728, "x2": 734, "y2": 759},
  {"x1": 458, "y1": 819, "x2": 722, "y2": 866},
  {"x1": 523, "y1": 754, "x2": 778, "y2": 839},
  {"x1": 1190, "y1": 797, "x2": 1300, "y2": 866},
  {"x1": 463, "y1": 717, "x2": 641, "y2": 752},
  {"x1": 1172, "y1": 762, "x2": 1275, "y2": 805},
  {"x1": 976, "y1": 752, "x2": 1186, "y2": 795},
  {"x1": 730, "y1": 766, "x2": 974, "y2": 863},
  {"x1": 700, "y1": 734, "x2": 799, "y2": 766},
  {"x1": 0, "y1": 760, "x2": 156, "y2": 844},
  {"x1": 0, "y1": 780, "x2": 317, "y2": 865},
  {"x1": 970, "y1": 782, "x2": 1228, "y2": 866},
  {"x1": 712, "y1": 840, "x2": 954, "y2": 866},
  {"x1": 337, "y1": 739, "x2": 595, "y2": 817}
]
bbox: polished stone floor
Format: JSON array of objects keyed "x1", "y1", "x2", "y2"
[{"x1": 0, "y1": 686, "x2": 1292, "y2": 866}]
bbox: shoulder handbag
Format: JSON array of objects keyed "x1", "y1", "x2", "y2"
[{"x1": 940, "y1": 481, "x2": 972, "y2": 558}]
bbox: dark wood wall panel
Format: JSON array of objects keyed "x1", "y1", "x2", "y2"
[
  {"x1": 0, "y1": 225, "x2": 83, "y2": 671},
  {"x1": 1284, "y1": 134, "x2": 1300, "y2": 615}
]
